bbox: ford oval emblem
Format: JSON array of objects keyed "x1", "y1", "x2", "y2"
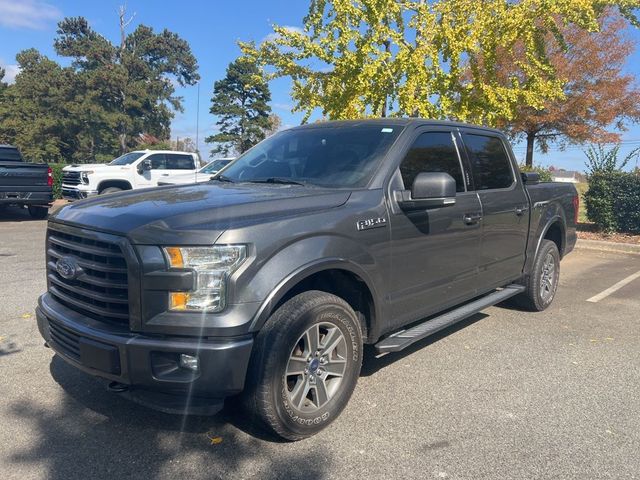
[{"x1": 56, "y1": 257, "x2": 79, "y2": 280}]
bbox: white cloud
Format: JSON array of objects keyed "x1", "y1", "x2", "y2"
[
  {"x1": 0, "y1": 60, "x2": 20, "y2": 84},
  {"x1": 262, "y1": 25, "x2": 305, "y2": 43},
  {"x1": 0, "y1": 0, "x2": 61, "y2": 30}
]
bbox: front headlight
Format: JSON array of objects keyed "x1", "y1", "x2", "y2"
[
  {"x1": 80, "y1": 171, "x2": 93, "y2": 184},
  {"x1": 163, "y1": 245, "x2": 246, "y2": 313}
]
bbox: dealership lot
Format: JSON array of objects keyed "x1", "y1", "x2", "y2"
[{"x1": 1, "y1": 207, "x2": 639, "y2": 480}]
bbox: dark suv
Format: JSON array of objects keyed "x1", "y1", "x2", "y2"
[{"x1": 36, "y1": 119, "x2": 578, "y2": 440}]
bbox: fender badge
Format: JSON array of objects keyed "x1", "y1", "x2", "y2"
[{"x1": 356, "y1": 217, "x2": 387, "y2": 231}]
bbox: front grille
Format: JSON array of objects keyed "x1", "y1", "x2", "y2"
[
  {"x1": 48, "y1": 320, "x2": 81, "y2": 361},
  {"x1": 47, "y1": 227, "x2": 130, "y2": 326},
  {"x1": 62, "y1": 171, "x2": 82, "y2": 186}
]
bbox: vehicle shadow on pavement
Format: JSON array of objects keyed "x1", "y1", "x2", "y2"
[
  {"x1": 360, "y1": 312, "x2": 489, "y2": 377},
  {"x1": 0, "y1": 207, "x2": 47, "y2": 222},
  {"x1": 8, "y1": 356, "x2": 332, "y2": 479}
]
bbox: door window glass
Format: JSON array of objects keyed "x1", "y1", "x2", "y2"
[
  {"x1": 166, "y1": 154, "x2": 195, "y2": 170},
  {"x1": 399, "y1": 132, "x2": 465, "y2": 192},
  {"x1": 463, "y1": 134, "x2": 514, "y2": 190},
  {"x1": 147, "y1": 154, "x2": 166, "y2": 170}
]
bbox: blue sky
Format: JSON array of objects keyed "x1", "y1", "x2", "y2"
[{"x1": 1, "y1": 0, "x2": 640, "y2": 172}]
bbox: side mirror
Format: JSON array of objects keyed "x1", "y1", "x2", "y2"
[
  {"x1": 521, "y1": 172, "x2": 540, "y2": 184},
  {"x1": 396, "y1": 172, "x2": 457, "y2": 210},
  {"x1": 140, "y1": 159, "x2": 152, "y2": 172}
]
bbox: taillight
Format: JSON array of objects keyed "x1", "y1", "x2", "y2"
[
  {"x1": 47, "y1": 167, "x2": 53, "y2": 187},
  {"x1": 572, "y1": 193, "x2": 579, "y2": 224}
]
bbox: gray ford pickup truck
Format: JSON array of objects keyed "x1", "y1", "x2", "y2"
[{"x1": 36, "y1": 119, "x2": 578, "y2": 440}]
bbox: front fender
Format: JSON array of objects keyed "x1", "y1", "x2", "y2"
[{"x1": 240, "y1": 235, "x2": 382, "y2": 333}]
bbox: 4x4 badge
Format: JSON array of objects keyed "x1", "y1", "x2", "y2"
[{"x1": 356, "y1": 217, "x2": 387, "y2": 231}]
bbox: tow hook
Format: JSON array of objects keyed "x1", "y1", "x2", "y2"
[{"x1": 108, "y1": 381, "x2": 129, "y2": 393}]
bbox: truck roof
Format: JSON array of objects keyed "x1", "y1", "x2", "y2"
[
  {"x1": 291, "y1": 118, "x2": 503, "y2": 135},
  {"x1": 134, "y1": 150, "x2": 197, "y2": 155}
]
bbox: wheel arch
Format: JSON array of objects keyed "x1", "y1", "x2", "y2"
[
  {"x1": 97, "y1": 179, "x2": 133, "y2": 193},
  {"x1": 249, "y1": 259, "x2": 380, "y2": 344}
]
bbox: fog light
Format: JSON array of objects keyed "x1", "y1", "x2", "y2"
[{"x1": 179, "y1": 353, "x2": 199, "y2": 372}]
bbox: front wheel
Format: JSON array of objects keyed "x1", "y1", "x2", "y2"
[
  {"x1": 243, "y1": 291, "x2": 363, "y2": 441},
  {"x1": 513, "y1": 239, "x2": 560, "y2": 311}
]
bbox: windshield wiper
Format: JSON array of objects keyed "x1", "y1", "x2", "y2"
[{"x1": 249, "y1": 177, "x2": 307, "y2": 186}]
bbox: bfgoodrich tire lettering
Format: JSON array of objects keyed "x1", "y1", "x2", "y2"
[{"x1": 243, "y1": 290, "x2": 363, "y2": 441}]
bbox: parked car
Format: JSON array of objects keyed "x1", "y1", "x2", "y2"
[
  {"x1": 157, "y1": 158, "x2": 234, "y2": 186},
  {"x1": 0, "y1": 145, "x2": 52, "y2": 219},
  {"x1": 36, "y1": 119, "x2": 578, "y2": 441},
  {"x1": 61, "y1": 150, "x2": 200, "y2": 200}
]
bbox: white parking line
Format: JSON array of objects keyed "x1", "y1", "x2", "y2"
[{"x1": 586, "y1": 270, "x2": 640, "y2": 303}]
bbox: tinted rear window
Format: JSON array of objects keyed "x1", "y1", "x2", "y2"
[
  {"x1": 463, "y1": 134, "x2": 514, "y2": 190},
  {"x1": 0, "y1": 148, "x2": 22, "y2": 161}
]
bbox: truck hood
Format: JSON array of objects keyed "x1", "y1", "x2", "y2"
[{"x1": 51, "y1": 182, "x2": 351, "y2": 244}]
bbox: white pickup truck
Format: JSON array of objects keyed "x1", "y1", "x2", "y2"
[{"x1": 61, "y1": 150, "x2": 201, "y2": 200}]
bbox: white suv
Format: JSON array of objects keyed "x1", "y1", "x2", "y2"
[{"x1": 61, "y1": 150, "x2": 201, "y2": 200}]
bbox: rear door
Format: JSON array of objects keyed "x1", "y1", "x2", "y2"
[
  {"x1": 387, "y1": 129, "x2": 482, "y2": 330},
  {"x1": 162, "y1": 154, "x2": 197, "y2": 180},
  {"x1": 460, "y1": 131, "x2": 529, "y2": 291}
]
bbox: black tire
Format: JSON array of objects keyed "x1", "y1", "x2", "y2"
[
  {"x1": 99, "y1": 187, "x2": 123, "y2": 195},
  {"x1": 27, "y1": 205, "x2": 49, "y2": 220},
  {"x1": 243, "y1": 290, "x2": 363, "y2": 441},
  {"x1": 512, "y1": 240, "x2": 560, "y2": 311}
]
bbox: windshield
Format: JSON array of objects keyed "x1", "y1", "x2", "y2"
[
  {"x1": 201, "y1": 159, "x2": 232, "y2": 174},
  {"x1": 109, "y1": 152, "x2": 145, "y2": 166},
  {"x1": 0, "y1": 147, "x2": 22, "y2": 161},
  {"x1": 218, "y1": 125, "x2": 403, "y2": 188}
]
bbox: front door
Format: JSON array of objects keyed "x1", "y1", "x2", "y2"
[
  {"x1": 387, "y1": 130, "x2": 482, "y2": 330},
  {"x1": 460, "y1": 131, "x2": 530, "y2": 290}
]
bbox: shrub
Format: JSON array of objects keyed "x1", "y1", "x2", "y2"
[
  {"x1": 585, "y1": 171, "x2": 640, "y2": 233},
  {"x1": 49, "y1": 163, "x2": 66, "y2": 200},
  {"x1": 612, "y1": 173, "x2": 640, "y2": 233}
]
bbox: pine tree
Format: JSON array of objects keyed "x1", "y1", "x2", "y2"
[{"x1": 206, "y1": 54, "x2": 272, "y2": 156}]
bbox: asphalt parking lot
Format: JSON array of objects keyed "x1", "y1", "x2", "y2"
[{"x1": 1, "y1": 206, "x2": 639, "y2": 480}]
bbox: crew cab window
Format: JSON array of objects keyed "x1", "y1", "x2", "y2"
[
  {"x1": 399, "y1": 132, "x2": 465, "y2": 192},
  {"x1": 166, "y1": 154, "x2": 195, "y2": 170},
  {"x1": 463, "y1": 134, "x2": 514, "y2": 190}
]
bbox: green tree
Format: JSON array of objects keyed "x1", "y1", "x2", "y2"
[
  {"x1": 0, "y1": 49, "x2": 77, "y2": 162},
  {"x1": 53, "y1": 9, "x2": 199, "y2": 156},
  {"x1": 249, "y1": 0, "x2": 639, "y2": 125},
  {"x1": 206, "y1": 54, "x2": 272, "y2": 155}
]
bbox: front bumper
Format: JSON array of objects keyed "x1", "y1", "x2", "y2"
[
  {"x1": 36, "y1": 293, "x2": 254, "y2": 414},
  {"x1": 61, "y1": 186, "x2": 98, "y2": 201}
]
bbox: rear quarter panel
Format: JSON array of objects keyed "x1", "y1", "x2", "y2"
[{"x1": 524, "y1": 182, "x2": 578, "y2": 274}]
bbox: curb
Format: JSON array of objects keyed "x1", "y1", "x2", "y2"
[{"x1": 575, "y1": 238, "x2": 640, "y2": 255}]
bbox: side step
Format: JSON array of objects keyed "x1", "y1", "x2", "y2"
[{"x1": 375, "y1": 284, "x2": 525, "y2": 353}]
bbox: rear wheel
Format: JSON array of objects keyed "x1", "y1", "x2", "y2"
[
  {"x1": 243, "y1": 290, "x2": 363, "y2": 441},
  {"x1": 99, "y1": 187, "x2": 123, "y2": 195},
  {"x1": 513, "y1": 239, "x2": 560, "y2": 311},
  {"x1": 27, "y1": 205, "x2": 49, "y2": 220}
]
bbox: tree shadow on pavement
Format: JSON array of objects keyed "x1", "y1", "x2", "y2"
[{"x1": 8, "y1": 356, "x2": 332, "y2": 480}]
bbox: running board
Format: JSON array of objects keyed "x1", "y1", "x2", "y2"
[{"x1": 375, "y1": 284, "x2": 525, "y2": 353}]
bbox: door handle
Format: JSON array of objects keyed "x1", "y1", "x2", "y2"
[
  {"x1": 515, "y1": 206, "x2": 529, "y2": 216},
  {"x1": 463, "y1": 213, "x2": 482, "y2": 225}
]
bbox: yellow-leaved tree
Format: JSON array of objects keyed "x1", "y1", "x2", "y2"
[{"x1": 244, "y1": 0, "x2": 639, "y2": 125}]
